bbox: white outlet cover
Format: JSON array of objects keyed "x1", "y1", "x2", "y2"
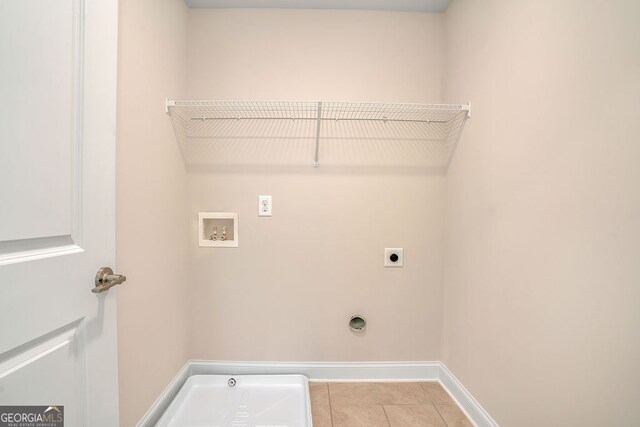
[
  {"x1": 258, "y1": 195, "x2": 272, "y2": 217},
  {"x1": 384, "y1": 248, "x2": 404, "y2": 267}
]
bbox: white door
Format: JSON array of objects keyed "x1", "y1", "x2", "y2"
[{"x1": 0, "y1": 0, "x2": 120, "y2": 426}]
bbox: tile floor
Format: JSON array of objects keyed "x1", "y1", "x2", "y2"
[{"x1": 309, "y1": 382, "x2": 473, "y2": 427}]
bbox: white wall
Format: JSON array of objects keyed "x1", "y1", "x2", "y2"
[
  {"x1": 116, "y1": 0, "x2": 189, "y2": 425},
  {"x1": 186, "y1": 10, "x2": 447, "y2": 361},
  {"x1": 442, "y1": 1, "x2": 640, "y2": 426}
]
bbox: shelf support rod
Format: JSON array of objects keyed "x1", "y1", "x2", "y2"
[{"x1": 313, "y1": 101, "x2": 322, "y2": 167}]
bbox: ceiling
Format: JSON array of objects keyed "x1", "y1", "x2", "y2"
[{"x1": 184, "y1": 0, "x2": 451, "y2": 13}]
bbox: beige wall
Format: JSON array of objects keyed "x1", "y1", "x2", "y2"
[
  {"x1": 187, "y1": 9, "x2": 444, "y2": 102},
  {"x1": 186, "y1": 10, "x2": 447, "y2": 361},
  {"x1": 442, "y1": 1, "x2": 640, "y2": 426},
  {"x1": 116, "y1": 0, "x2": 189, "y2": 425},
  {"x1": 117, "y1": 3, "x2": 640, "y2": 424}
]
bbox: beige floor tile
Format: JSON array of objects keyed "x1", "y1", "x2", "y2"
[
  {"x1": 383, "y1": 404, "x2": 447, "y2": 427},
  {"x1": 421, "y1": 382, "x2": 455, "y2": 405},
  {"x1": 329, "y1": 382, "x2": 431, "y2": 405},
  {"x1": 435, "y1": 404, "x2": 473, "y2": 427},
  {"x1": 309, "y1": 382, "x2": 332, "y2": 427},
  {"x1": 332, "y1": 405, "x2": 390, "y2": 427}
]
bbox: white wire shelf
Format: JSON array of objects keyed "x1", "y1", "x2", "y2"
[{"x1": 166, "y1": 99, "x2": 470, "y2": 170}]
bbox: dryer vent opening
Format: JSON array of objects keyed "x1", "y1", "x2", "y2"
[{"x1": 349, "y1": 315, "x2": 367, "y2": 332}]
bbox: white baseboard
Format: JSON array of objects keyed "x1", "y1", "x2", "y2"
[
  {"x1": 437, "y1": 363, "x2": 499, "y2": 427},
  {"x1": 137, "y1": 362, "x2": 191, "y2": 427},
  {"x1": 136, "y1": 360, "x2": 498, "y2": 427}
]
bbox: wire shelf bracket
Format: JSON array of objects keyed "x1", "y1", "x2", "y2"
[
  {"x1": 165, "y1": 99, "x2": 471, "y2": 170},
  {"x1": 314, "y1": 102, "x2": 322, "y2": 167}
]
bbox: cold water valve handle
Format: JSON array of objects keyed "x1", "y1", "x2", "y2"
[{"x1": 93, "y1": 267, "x2": 127, "y2": 293}]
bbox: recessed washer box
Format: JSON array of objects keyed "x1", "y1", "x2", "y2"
[{"x1": 198, "y1": 212, "x2": 238, "y2": 247}]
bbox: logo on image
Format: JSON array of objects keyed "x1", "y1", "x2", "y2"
[{"x1": 0, "y1": 406, "x2": 64, "y2": 427}]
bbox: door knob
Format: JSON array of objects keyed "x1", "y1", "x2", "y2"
[{"x1": 93, "y1": 267, "x2": 127, "y2": 293}]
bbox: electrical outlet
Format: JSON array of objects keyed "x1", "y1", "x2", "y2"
[
  {"x1": 384, "y1": 248, "x2": 404, "y2": 267},
  {"x1": 258, "y1": 195, "x2": 272, "y2": 217}
]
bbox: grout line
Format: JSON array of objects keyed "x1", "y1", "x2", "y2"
[
  {"x1": 327, "y1": 382, "x2": 334, "y2": 427},
  {"x1": 379, "y1": 403, "x2": 441, "y2": 406},
  {"x1": 381, "y1": 404, "x2": 391, "y2": 427},
  {"x1": 419, "y1": 382, "x2": 436, "y2": 405},
  {"x1": 433, "y1": 404, "x2": 451, "y2": 427}
]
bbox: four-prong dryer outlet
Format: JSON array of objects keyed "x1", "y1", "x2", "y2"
[{"x1": 384, "y1": 248, "x2": 404, "y2": 267}]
